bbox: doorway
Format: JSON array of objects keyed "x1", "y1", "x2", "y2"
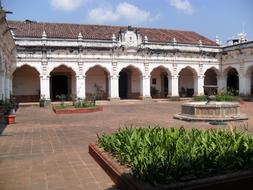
[
  {"x1": 51, "y1": 75, "x2": 68, "y2": 100},
  {"x1": 119, "y1": 71, "x2": 128, "y2": 99}
]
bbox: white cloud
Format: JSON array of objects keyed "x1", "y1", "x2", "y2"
[
  {"x1": 116, "y1": 2, "x2": 150, "y2": 23},
  {"x1": 87, "y1": 2, "x2": 153, "y2": 24},
  {"x1": 50, "y1": 0, "x2": 87, "y2": 11},
  {"x1": 88, "y1": 8, "x2": 120, "y2": 23},
  {"x1": 169, "y1": 0, "x2": 193, "y2": 14}
]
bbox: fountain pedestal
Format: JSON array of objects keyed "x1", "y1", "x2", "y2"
[{"x1": 174, "y1": 85, "x2": 248, "y2": 122}]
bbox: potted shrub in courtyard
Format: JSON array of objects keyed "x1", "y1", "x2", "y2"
[{"x1": 90, "y1": 127, "x2": 253, "y2": 190}]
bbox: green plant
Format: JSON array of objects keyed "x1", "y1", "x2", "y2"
[
  {"x1": 56, "y1": 94, "x2": 67, "y2": 107},
  {"x1": 193, "y1": 95, "x2": 208, "y2": 101},
  {"x1": 98, "y1": 127, "x2": 253, "y2": 185},
  {"x1": 215, "y1": 95, "x2": 239, "y2": 101},
  {"x1": 74, "y1": 95, "x2": 96, "y2": 108}
]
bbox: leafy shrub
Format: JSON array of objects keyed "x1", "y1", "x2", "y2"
[
  {"x1": 56, "y1": 94, "x2": 67, "y2": 107},
  {"x1": 98, "y1": 127, "x2": 253, "y2": 185},
  {"x1": 193, "y1": 95, "x2": 239, "y2": 102},
  {"x1": 216, "y1": 95, "x2": 239, "y2": 101},
  {"x1": 193, "y1": 95, "x2": 208, "y2": 101},
  {"x1": 74, "y1": 96, "x2": 96, "y2": 108}
]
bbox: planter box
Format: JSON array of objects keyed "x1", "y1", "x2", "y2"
[
  {"x1": 53, "y1": 106, "x2": 103, "y2": 114},
  {"x1": 89, "y1": 143, "x2": 253, "y2": 190},
  {"x1": 4, "y1": 114, "x2": 16, "y2": 124}
]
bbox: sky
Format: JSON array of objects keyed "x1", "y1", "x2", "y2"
[{"x1": 2, "y1": 0, "x2": 253, "y2": 44}]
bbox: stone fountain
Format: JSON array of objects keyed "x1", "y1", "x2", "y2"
[{"x1": 173, "y1": 85, "x2": 248, "y2": 121}]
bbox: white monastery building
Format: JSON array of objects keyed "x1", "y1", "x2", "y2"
[{"x1": 1, "y1": 16, "x2": 253, "y2": 102}]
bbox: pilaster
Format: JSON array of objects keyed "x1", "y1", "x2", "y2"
[
  {"x1": 40, "y1": 75, "x2": 50, "y2": 100},
  {"x1": 140, "y1": 74, "x2": 151, "y2": 100},
  {"x1": 170, "y1": 75, "x2": 179, "y2": 97},
  {"x1": 108, "y1": 75, "x2": 120, "y2": 101},
  {"x1": 76, "y1": 75, "x2": 86, "y2": 99},
  {"x1": 194, "y1": 75, "x2": 204, "y2": 96}
]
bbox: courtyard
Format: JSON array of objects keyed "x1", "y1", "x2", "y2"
[{"x1": 0, "y1": 100, "x2": 253, "y2": 190}]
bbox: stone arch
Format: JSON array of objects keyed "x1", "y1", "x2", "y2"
[
  {"x1": 203, "y1": 66, "x2": 220, "y2": 76},
  {"x1": 117, "y1": 64, "x2": 143, "y2": 76},
  {"x1": 84, "y1": 64, "x2": 111, "y2": 76},
  {"x1": 118, "y1": 65, "x2": 142, "y2": 99},
  {"x1": 50, "y1": 65, "x2": 76, "y2": 100},
  {"x1": 178, "y1": 66, "x2": 197, "y2": 97},
  {"x1": 85, "y1": 65, "x2": 110, "y2": 100},
  {"x1": 150, "y1": 66, "x2": 172, "y2": 98},
  {"x1": 12, "y1": 65, "x2": 40, "y2": 102},
  {"x1": 178, "y1": 66, "x2": 198, "y2": 77},
  {"x1": 48, "y1": 63, "x2": 77, "y2": 75},
  {"x1": 12, "y1": 63, "x2": 41, "y2": 76}
]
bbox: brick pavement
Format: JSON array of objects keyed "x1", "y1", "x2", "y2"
[{"x1": 0, "y1": 101, "x2": 253, "y2": 190}]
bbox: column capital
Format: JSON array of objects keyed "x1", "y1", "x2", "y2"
[
  {"x1": 141, "y1": 74, "x2": 150, "y2": 79},
  {"x1": 110, "y1": 75, "x2": 119, "y2": 79},
  {"x1": 172, "y1": 75, "x2": 179, "y2": 79},
  {"x1": 197, "y1": 75, "x2": 205, "y2": 79},
  {"x1": 76, "y1": 75, "x2": 86, "y2": 79},
  {"x1": 40, "y1": 75, "x2": 50, "y2": 79}
]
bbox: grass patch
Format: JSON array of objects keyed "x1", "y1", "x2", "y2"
[{"x1": 98, "y1": 127, "x2": 253, "y2": 185}]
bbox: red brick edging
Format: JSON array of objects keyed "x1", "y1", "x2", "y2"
[
  {"x1": 53, "y1": 106, "x2": 103, "y2": 114},
  {"x1": 89, "y1": 143, "x2": 253, "y2": 190}
]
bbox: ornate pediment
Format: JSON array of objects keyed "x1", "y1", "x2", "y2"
[{"x1": 118, "y1": 26, "x2": 143, "y2": 48}]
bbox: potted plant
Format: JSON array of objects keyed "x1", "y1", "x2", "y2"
[
  {"x1": 4, "y1": 100, "x2": 16, "y2": 124},
  {"x1": 39, "y1": 95, "x2": 50, "y2": 107}
]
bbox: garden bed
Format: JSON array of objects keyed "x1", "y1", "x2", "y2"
[
  {"x1": 53, "y1": 105, "x2": 102, "y2": 114},
  {"x1": 89, "y1": 127, "x2": 253, "y2": 190}
]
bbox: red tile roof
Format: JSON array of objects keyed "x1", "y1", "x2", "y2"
[{"x1": 8, "y1": 20, "x2": 217, "y2": 46}]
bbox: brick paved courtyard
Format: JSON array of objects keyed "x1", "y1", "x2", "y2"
[{"x1": 0, "y1": 100, "x2": 253, "y2": 190}]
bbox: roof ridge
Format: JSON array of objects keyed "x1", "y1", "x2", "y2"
[
  {"x1": 7, "y1": 20, "x2": 217, "y2": 46},
  {"x1": 8, "y1": 20, "x2": 196, "y2": 33}
]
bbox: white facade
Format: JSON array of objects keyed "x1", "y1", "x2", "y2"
[
  {"x1": 10, "y1": 26, "x2": 222, "y2": 102},
  {"x1": 8, "y1": 22, "x2": 253, "y2": 102},
  {"x1": 0, "y1": 9, "x2": 16, "y2": 100}
]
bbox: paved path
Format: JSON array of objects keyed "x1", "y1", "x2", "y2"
[{"x1": 0, "y1": 101, "x2": 253, "y2": 190}]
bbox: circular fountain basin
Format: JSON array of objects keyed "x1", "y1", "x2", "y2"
[{"x1": 174, "y1": 101, "x2": 248, "y2": 121}]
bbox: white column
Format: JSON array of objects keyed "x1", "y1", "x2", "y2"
[
  {"x1": 244, "y1": 74, "x2": 251, "y2": 95},
  {"x1": 217, "y1": 74, "x2": 226, "y2": 93},
  {"x1": 9, "y1": 76, "x2": 13, "y2": 96},
  {"x1": 109, "y1": 75, "x2": 119, "y2": 100},
  {"x1": 239, "y1": 75, "x2": 248, "y2": 96},
  {"x1": 40, "y1": 75, "x2": 50, "y2": 100},
  {"x1": 76, "y1": 75, "x2": 86, "y2": 99},
  {"x1": 194, "y1": 75, "x2": 204, "y2": 96},
  {"x1": 5, "y1": 76, "x2": 10, "y2": 99},
  {"x1": 0, "y1": 71, "x2": 5, "y2": 100},
  {"x1": 171, "y1": 75, "x2": 179, "y2": 97},
  {"x1": 140, "y1": 75, "x2": 151, "y2": 98}
]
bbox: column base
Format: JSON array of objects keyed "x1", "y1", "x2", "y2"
[
  {"x1": 109, "y1": 97, "x2": 120, "y2": 104},
  {"x1": 139, "y1": 96, "x2": 152, "y2": 102},
  {"x1": 168, "y1": 96, "x2": 180, "y2": 101},
  {"x1": 39, "y1": 99, "x2": 51, "y2": 108}
]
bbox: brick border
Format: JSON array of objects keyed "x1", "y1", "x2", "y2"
[
  {"x1": 53, "y1": 106, "x2": 103, "y2": 114},
  {"x1": 89, "y1": 143, "x2": 253, "y2": 190}
]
